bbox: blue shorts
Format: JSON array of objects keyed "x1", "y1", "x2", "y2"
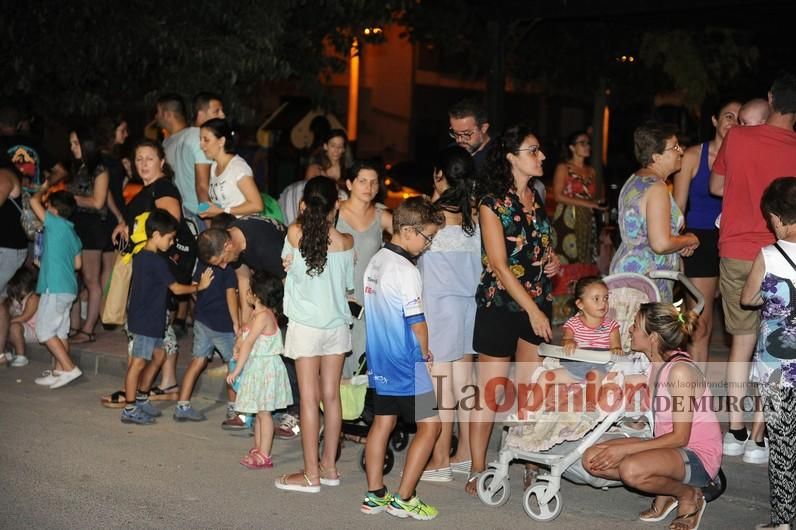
[
  {"x1": 680, "y1": 448, "x2": 711, "y2": 487},
  {"x1": 131, "y1": 334, "x2": 164, "y2": 361},
  {"x1": 559, "y1": 359, "x2": 606, "y2": 380},
  {"x1": 192, "y1": 321, "x2": 234, "y2": 361}
]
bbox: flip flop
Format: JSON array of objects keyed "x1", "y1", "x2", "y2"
[
  {"x1": 669, "y1": 495, "x2": 706, "y2": 530},
  {"x1": 101, "y1": 390, "x2": 129, "y2": 409},
  {"x1": 274, "y1": 472, "x2": 321, "y2": 493},
  {"x1": 639, "y1": 496, "x2": 679, "y2": 522}
]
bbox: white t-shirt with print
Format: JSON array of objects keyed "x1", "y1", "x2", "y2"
[{"x1": 209, "y1": 155, "x2": 253, "y2": 214}]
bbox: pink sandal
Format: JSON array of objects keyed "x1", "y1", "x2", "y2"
[{"x1": 241, "y1": 449, "x2": 273, "y2": 469}]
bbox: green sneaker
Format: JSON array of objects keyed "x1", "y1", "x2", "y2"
[
  {"x1": 386, "y1": 495, "x2": 439, "y2": 520},
  {"x1": 361, "y1": 490, "x2": 392, "y2": 515}
]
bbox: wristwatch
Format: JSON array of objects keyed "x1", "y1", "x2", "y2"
[{"x1": 223, "y1": 206, "x2": 231, "y2": 214}]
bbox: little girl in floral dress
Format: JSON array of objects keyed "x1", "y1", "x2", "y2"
[{"x1": 227, "y1": 271, "x2": 293, "y2": 469}]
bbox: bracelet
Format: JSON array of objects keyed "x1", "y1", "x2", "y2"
[{"x1": 224, "y1": 206, "x2": 231, "y2": 214}]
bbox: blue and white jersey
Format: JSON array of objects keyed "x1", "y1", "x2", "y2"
[{"x1": 364, "y1": 244, "x2": 433, "y2": 396}]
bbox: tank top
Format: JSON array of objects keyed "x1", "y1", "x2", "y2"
[
  {"x1": 0, "y1": 195, "x2": 27, "y2": 249},
  {"x1": 685, "y1": 143, "x2": 722, "y2": 229},
  {"x1": 648, "y1": 352, "x2": 722, "y2": 479},
  {"x1": 335, "y1": 206, "x2": 384, "y2": 305}
]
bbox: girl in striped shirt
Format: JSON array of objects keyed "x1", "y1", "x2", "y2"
[{"x1": 553, "y1": 276, "x2": 623, "y2": 383}]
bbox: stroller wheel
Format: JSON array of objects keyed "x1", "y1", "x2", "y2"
[
  {"x1": 450, "y1": 434, "x2": 458, "y2": 457},
  {"x1": 390, "y1": 428, "x2": 409, "y2": 451},
  {"x1": 523, "y1": 483, "x2": 562, "y2": 522},
  {"x1": 476, "y1": 470, "x2": 511, "y2": 507},
  {"x1": 359, "y1": 445, "x2": 395, "y2": 475}
]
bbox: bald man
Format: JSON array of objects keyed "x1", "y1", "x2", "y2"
[{"x1": 738, "y1": 98, "x2": 770, "y2": 126}]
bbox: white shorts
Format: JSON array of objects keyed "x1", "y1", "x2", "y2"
[
  {"x1": 284, "y1": 321, "x2": 351, "y2": 359},
  {"x1": 35, "y1": 293, "x2": 76, "y2": 342}
]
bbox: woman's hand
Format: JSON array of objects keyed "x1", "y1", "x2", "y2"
[
  {"x1": 112, "y1": 222, "x2": 129, "y2": 246},
  {"x1": 543, "y1": 252, "x2": 560, "y2": 278},
  {"x1": 199, "y1": 203, "x2": 223, "y2": 219},
  {"x1": 587, "y1": 443, "x2": 628, "y2": 471},
  {"x1": 282, "y1": 253, "x2": 294, "y2": 272},
  {"x1": 528, "y1": 307, "x2": 552, "y2": 342},
  {"x1": 678, "y1": 232, "x2": 700, "y2": 256}
]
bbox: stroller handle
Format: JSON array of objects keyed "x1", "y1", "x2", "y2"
[{"x1": 648, "y1": 270, "x2": 704, "y2": 315}]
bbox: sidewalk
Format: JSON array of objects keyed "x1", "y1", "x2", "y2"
[{"x1": 25, "y1": 325, "x2": 232, "y2": 402}]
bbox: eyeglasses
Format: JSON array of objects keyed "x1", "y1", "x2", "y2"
[
  {"x1": 663, "y1": 143, "x2": 682, "y2": 152},
  {"x1": 414, "y1": 228, "x2": 434, "y2": 247},
  {"x1": 448, "y1": 128, "x2": 476, "y2": 141},
  {"x1": 516, "y1": 145, "x2": 541, "y2": 156},
  {"x1": 575, "y1": 140, "x2": 591, "y2": 146}
]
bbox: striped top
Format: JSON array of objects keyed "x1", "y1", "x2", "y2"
[{"x1": 562, "y1": 314, "x2": 619, "y2": 349}]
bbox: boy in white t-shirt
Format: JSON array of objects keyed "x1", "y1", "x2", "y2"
[{"x1": 360, "y1": 197, "x2": 445, "y2": 521}]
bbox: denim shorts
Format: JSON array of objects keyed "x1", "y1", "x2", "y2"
[
  {"x1": 192, "y1": 320, "x2": 234, "y2": 362},
  {"x1": 130, "y1": 333, "x2": 164, "y2": 361},
  {"x1": 680, "y1": 448, "x2": 711, "y2": 487}
]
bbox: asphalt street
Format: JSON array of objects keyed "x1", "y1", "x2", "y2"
[{"x1": 0, "y1": 361, "x2": 771, "y2": 529}]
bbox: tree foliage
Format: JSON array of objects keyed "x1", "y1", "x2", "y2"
[{"x1": 3, "y1": 0, "x2": 398, "y2": 117}]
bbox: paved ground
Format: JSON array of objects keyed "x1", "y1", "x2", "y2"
[{"x1": 0, "y1": 356, "x2": 773, "y2": 529}]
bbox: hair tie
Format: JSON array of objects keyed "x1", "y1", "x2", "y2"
[{"x1": 677, "y1": 312, "x2": 685, "y2": 324}]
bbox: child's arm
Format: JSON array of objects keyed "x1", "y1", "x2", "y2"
[
  {"x1": 226, "y1": 311, "x2": 269, "y2": 384},
  {"x1": 561, "y1": 326, "x2": 577, "y2": 355},
  {"x1": 410, "y1": 320, "x2": 432, "y2": 363},
  {"x1": 741, "y1": 251, "x2": 765, "y2": 307},
  {"x1": 169, "y1": 268, "x2": 214, "y2": 296},
  {"x1": 226, "y1": 287, "x2": 240, "y2": 334},
  {"x1": 10, "y1": 294, "x2": 39, "y2": 324},
  {"x1": 29, "y1": 181, "x2": 49, "y2": 222},
  {"x1": 609, "y1": 327, "x2": 623, "y2": 355}
]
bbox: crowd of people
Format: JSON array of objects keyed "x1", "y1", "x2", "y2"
[{"x1": 1, "y1": 71, "x2": 795, "y2": 528}]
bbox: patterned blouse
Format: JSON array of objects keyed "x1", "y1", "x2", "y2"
[{"x1": 476, "y1": 190, "x2": 553, "y2": 312}]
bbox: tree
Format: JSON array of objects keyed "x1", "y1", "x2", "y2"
[{"x1": 3, "y1": 0, "x2": 397, "y2": 118}]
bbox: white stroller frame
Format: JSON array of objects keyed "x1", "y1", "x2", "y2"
[{"x1": 476, "y1": 270, "x2": 704, "y2": 521}]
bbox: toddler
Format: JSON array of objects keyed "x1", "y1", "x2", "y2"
[{"x1": 226, "y1": 271, "x2": 292, "y2": 468}]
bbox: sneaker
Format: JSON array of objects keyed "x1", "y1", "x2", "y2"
[
  {"x1": 121, "y1": 407, "x2": 156, "y2": 425},
  {"x1": 221, "y1": 414, "x2": 247, "y2": 431},
  {"x1": 137, "y1": 400, "x2": 163, "y2": 418},
  {"x1": 723, "y1": 430, "x2": 748, "y2": 456},
  {"x1": 34, "y1": 370, "x2": 62, "y2": 386},
  {"x1": 743, "y1": 438, "x2": 769, "y2": 464},
  {"x1": 10, "y1": 355, "x2": 29, "y2": 367},
  {"x1": 386, "y1": 495, "x2": 439, "y2": 520},
  {"x1": 1, "y1": 352, "x2": 14, "y2": 364},
  {"x1": 173, "y1": 404, "x2": 207, "y2": 422},
  {"x1": 276, "y1": 412, "x2": 300, "y2": 439},
  {"x1": 361, "y1": 490, "x2": 393, "y2": 515},
  {"x1": 49, "y1": 367, "x2": 82, "y2": 389}
]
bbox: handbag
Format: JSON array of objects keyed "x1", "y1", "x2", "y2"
[{"x1": 10, "y1": 191, "x2": 43, "y2": 240}]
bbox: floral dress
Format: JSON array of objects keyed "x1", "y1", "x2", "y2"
[
  {"x1": 476, "y1": 190, "x2": 553, "y2": 313},
  {"x1": 552, "y1": 164, "x2": 598, "y2": 266},
  {"x1": 234, "y1": 323, "x2": 294, "y2": 414},
  {"x1": 609, "y1": 173, "x2": 684, "y2": 302},
  {"x1": 751, "y1": 242, "x2": 796, "y2": 389}
]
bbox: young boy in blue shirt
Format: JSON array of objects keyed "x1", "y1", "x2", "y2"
[
  {"x1": 173, "y1": 259, "x2": 239, "y2": 422},
  {"x1": 122, "y1": 209, "x2": 213, "y2": 425},
  {"x1": 361, "y1": 197, "x2": 445, "y2": 521},
  {"x1": 29, "y1": 185, "x2": 83, "y2": 389}
]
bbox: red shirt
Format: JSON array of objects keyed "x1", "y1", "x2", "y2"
[{"x1": 714, "y1": 124, "x2": 796, "y2": 261}]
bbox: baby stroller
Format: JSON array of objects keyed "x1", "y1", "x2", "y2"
[
  {"x1": 476, "y1": 270, "x2": 724, "y2": 521},
  {"x1": 323, "y1": 354, "x2": 412, "y2": 474}
]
